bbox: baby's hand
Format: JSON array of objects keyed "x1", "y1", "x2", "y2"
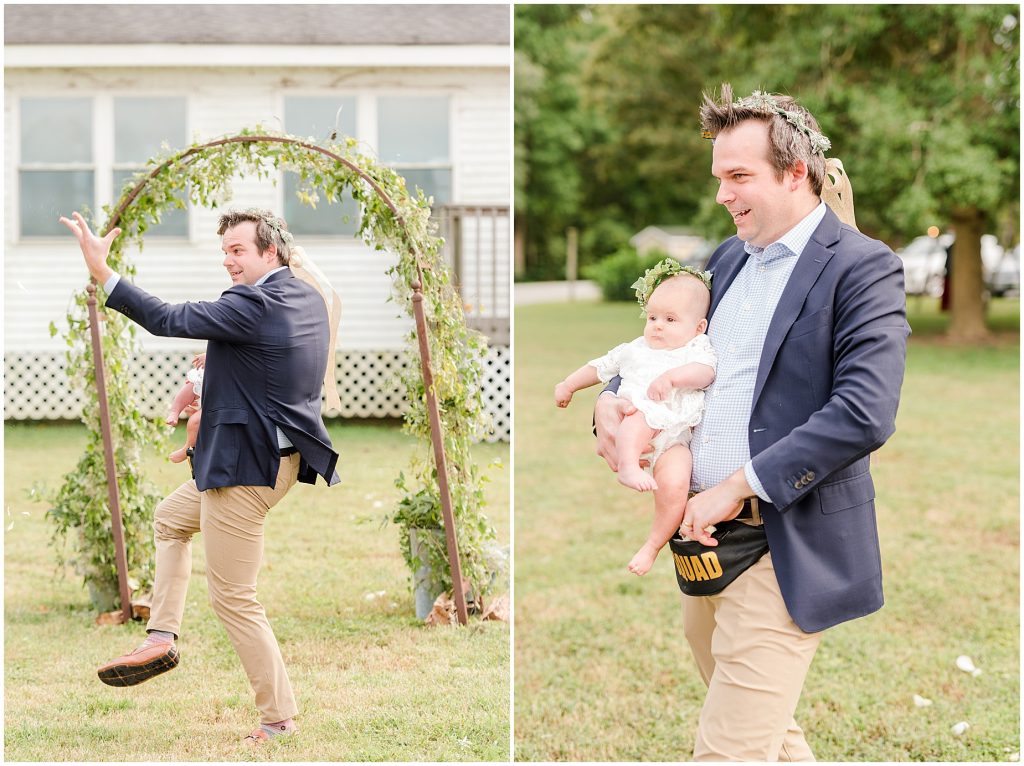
[
  {"x1": 647, "y1": 373, "x2": 675, "y2": 402},
  {"x1": 192, "y1": 353, "x2": 206, "y2": 369},
  {"x1": 554, "y1": 381, "x2": 574, "y2": 408}
]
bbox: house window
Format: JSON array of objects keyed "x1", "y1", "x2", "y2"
[
  {"x1": 18, "y1": 96, "x2": 188, "y2": 238},
  {"x1": 377, "y1": 96, "x2": 451, "y2": 207},
  {"x1": 19, "y1": 98, "x2": 93, "y2": 237},
  {"x1": 283, "y1": 96, "x2": 359, "y2": 236},
  {"x1": 113, "y1": 97, "x2": 188, "y2": 237}
]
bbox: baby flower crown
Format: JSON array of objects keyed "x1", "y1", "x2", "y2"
[
  {"x1": 702, "y1": 90, "x2": 832, "y2": 157},
  {"x1": 631, "y1": 258, "x2": 712, "y2": 311}
]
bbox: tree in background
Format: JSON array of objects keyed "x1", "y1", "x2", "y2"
[
  {"x1": 514, "y1": 5, "x2": 599, "y2": 280},
  {"x1": 516, "y1": 5, "x2": 1019, "y2": 340}
]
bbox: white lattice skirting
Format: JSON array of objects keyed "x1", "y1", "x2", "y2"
[{"x1": 4, "y1": 347, "x2": 510, "y2": 443}]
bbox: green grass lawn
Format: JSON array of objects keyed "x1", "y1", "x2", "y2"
[
  {"x1": 514, "y1": 297, "x2": 1019, "y2": 761},
  {"x1": 4, "y1": 421, "x2": 509, "y2": 761}
]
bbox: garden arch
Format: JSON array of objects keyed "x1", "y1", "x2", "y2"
[{"x1": 57, "y1": 130, "x2": 497, "y2": 626}]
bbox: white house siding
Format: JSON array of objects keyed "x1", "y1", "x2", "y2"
[{"x1": 5, "y1": 65, "x2": 510, "y2": 439}]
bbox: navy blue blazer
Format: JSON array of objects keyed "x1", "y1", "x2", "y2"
[
  {"x1": 107, "y1": 268, "x2": 341, "y2": 492},
  {"x1": 705, "y1": 206, "x2": 909, "y2": 632}
]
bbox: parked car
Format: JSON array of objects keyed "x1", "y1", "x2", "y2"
[
  {"x1": 896, "y1": 233, "x2": 1015, "y2": 298},
  {"x1": 987, "y1": 244, "x2": 1020, "y2": 297},
  {"x1": 897, "y1": 234, "x2": 951, "y2": 296}
]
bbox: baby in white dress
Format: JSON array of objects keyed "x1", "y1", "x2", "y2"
[{"x1": 555, "y1": 265, "x2": 716, "y2": 574}]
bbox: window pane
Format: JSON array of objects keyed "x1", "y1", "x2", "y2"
[
  {"x1": 378, "y1": 96, "x2": 449, "y2": 164},
  {"x1": 113, "y1": 170, "x2": 188, "y2": 237},
  {"x1": 283, "y1": 173, "x2": 359, "y2": 236},
  {"x1": 397, "y1": 168, "x2": 451, "y2": 208},
  {"x1": 114, "y1": 98, "x2": 187, "y2": 162},
  {"x1": 284, "y1": 96, "x2": 356, "y2": 141},
  {"x1": 20, "y1": 171, "x2": 94, "y2": 236},
  {"x1": 20, "y1": 98, "x2": 92, "y2": 163},
  {"x1": 283, "y1": 97, "x2": 359, "y2": 235}
]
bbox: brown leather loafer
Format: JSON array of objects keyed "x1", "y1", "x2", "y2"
[{"x1": 97, "y1": 641, "x2": 179, "y2": 687}]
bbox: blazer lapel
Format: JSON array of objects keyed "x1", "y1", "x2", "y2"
[
  {"x1": 751, "y1": 208, "x2": 841, "y2": 406},
  {"x1": 707, "y1": 239, "x2": 747, "y2": 322}
]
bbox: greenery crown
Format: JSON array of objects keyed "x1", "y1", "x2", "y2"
[
  {"x1": 734, "y1": 91, "x2": 832, "y2": 156},
  {"x1": 630, "y1": 258, "x2": 712, "y2": 309},
  {"x1": 240, "y1": 207, "x2": 295, "y2": 245}
]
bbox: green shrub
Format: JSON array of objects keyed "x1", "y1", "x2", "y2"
[{"x1": 583, "y1": 246, "x2": 671, "y2": 302}]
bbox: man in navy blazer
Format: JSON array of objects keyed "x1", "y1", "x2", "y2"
[
  {"x1": 596, "y1": 87, "x2": 908, "y2": 760},
  {"x1": 61, "y1": 208, "x2": 339, "y2": 743}
]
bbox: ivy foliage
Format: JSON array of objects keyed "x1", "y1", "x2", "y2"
[{"x1": 48, "y1": 128, "x2": 499, "y2": 611}]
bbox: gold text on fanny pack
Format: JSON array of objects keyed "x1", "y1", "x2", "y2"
[{"x1": 673, "y1": 551, "x2": 723, "y2": 581}]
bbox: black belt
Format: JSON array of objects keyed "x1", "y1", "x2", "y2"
[{"x1": 280, "y1": 446, "x2": 298, "y2": 457}]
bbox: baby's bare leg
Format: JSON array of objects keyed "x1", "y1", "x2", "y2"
[
  {"x1": 628, "y1": 444, "x2": 692, "y2": 575},
  {"x1": 169, "y1": 409, "x2": 201, "y2": 464},
  {"x1": 166, "y1": 380, "x2": 196, "y2": 425},
  {"x1": 616, "y1": 411, "x2": 659, "y2": 492}
]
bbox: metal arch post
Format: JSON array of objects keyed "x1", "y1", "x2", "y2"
[
  {"x1": 86, "y1": 282, "x2": 133, "y2": 624},
  {"x1": 410, "y1": 272, "x2": 469, "y2": 626}
]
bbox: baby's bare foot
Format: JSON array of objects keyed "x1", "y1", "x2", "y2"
[
  {"x1": 628, "y1": 543, "x2": 659, "y2": 576},
  {"x1": 169, "y1": 446, "x2": 188, "y2": 464},
  {"x1": 617, "y1": 466, "x2": 658, "y2": 492}
]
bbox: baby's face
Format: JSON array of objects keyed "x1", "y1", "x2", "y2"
[{"x1": 642, "y1": 279, "x2": 707, "y2": 350}]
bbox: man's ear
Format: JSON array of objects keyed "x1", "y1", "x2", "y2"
[
  {"x1": 788, "y1": 160, "x2": 809, "y2": 191},
  {"x1": 263, "y1": 243, "x2": 278, "y2": 263}
]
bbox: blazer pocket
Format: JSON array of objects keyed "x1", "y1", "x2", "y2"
[
  {"x1": 818, "y1": 471, "x2": 875, "y2": 514},
  {"x1": 206, "y1": 408, "x2": 249, "y2": 426},
  {"x1": 788, "y1": 306, "x2": 832, "y2": 339}
]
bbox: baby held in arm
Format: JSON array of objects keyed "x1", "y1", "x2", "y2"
[
  {"x1": 166, "y1": 353, "x2": 205, "y2": 464},
  {"x1": 554, "y1": 266, "x2": 716, "y2": 575}
]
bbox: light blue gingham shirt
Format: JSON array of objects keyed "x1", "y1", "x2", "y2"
[
  {"x1": 105, "y1": 266, "x2": 294, "y2": 450},
  {"x1": 690, "y1": 202, "x2": 827, "y2": 502}
]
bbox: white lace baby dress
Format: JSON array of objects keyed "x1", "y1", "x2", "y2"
[{"x1": 589, "y1": 334, "x2": 717, "y2": 463}]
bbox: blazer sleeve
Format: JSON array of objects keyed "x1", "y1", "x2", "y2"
[
  {"x1": 106, "y1": 278, "x2": 265, "y2": 343},
  {"x1": 750, "y1": 245, "x2": 909, "y2": 512}
]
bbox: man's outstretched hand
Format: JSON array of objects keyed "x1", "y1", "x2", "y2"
[{"x1": 58, "y1": 211, "x2": 120, "y2": 284}]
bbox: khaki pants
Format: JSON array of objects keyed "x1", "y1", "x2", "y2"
[
  {"x1": 682, "y1": 552, "x2": 822, "y2": 762},
  {"x1": 147, "y1": 454, "x2": 301, "y2": 724}
]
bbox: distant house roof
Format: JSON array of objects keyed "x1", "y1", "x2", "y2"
[{"x1": 4, "y1": 4, "x2": 509, "y2": 45}]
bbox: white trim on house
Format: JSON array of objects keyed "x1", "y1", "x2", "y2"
[{"x1": 5, "y1": 44, "x2": 510, "y2": 70}]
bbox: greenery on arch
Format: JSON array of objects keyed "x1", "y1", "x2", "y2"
[{"x1": 48, "y1": 127, "x2": 500, "y2": 611}]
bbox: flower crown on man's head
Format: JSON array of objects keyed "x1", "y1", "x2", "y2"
[
  {"x1": 701, "y1": 90, "x2": 832, "y2": 157},
  {"x1": 631, "y1": 258, "x2": 712, "y2": 311},
  {"x1": 240, "y1": 207, "x2": 295, "y2": 245}
]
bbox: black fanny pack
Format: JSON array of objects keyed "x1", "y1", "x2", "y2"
[{"x1": 668, "y1": 520, "x2": 769, "y2": 597}]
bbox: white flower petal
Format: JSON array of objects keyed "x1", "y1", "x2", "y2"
[
  {"x1": 955, "y1": 655, "x2": 977, "y2": 673},
  {"x1": 951, "y1": 721, "x2": 970, "y2": 736},
  {"x1": 913, "y1": 694, "x2": 933, "y2": 707}
]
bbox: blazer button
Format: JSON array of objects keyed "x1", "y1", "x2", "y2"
[{"x1": 807, "y1": 471, "x2": 816, "y2": 481}]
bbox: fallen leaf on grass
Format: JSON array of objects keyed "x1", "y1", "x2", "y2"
[
  {"x1": 95, "y1": 610, "x2": 129, "y2": 626},
  {"x1": 951, "y1": 721, "x2": 970, "y2": 736},
  {"x1": 913, "y1": 694, "x2": 932, "y2": 707},
  {"x1": 425, "y1": 593, "x2": 458, "y2": 626},
  {"x1": 480, "y1": 593, "x2": 509, "y2": 622}
]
